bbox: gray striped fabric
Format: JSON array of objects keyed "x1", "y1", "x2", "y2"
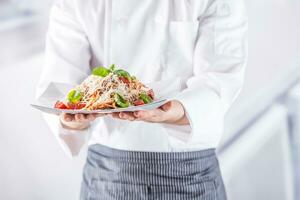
[{"x1": 80, "y1": 144, "x2": 227, "y2": 200}]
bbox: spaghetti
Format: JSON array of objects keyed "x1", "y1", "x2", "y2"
[{"x1": 54, "y1": 65, "x2": 154, "y2": 110}]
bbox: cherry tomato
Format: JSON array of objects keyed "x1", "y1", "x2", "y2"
[
  {"x1": 147, "y1": 89, "x2": 154, "y2": 99},
  {"x1": 119, "y1": 77, "x2": 130, "y2": 85},
  {"x1": 54, "y1": 101, "x2": 68, "y2": 109},
  {"x1": 133, "y1": 99, "x2": 145, "y2": 106}
]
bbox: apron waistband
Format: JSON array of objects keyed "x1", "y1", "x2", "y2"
[{"x1": 87, "y1": 144, "x2": 216, "y2": 164}]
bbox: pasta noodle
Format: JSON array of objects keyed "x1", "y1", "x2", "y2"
[{"x1": 54, "y1": 65, "x2": 154, "y2": 110}]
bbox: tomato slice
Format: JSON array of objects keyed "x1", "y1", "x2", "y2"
[
  {"x1": 133, "y1": 99, "x2": 145, "y2": 106},
  {"x1": 66, "y1": 102, "x2": 76, "y2": 109},
  {"x1": 75, "y1": 103, "x2": 86, "y2": 109},
  {"x1": 67, "y1": 102, "x2": 86, "y2": 110},
  {"x1": 147, "y1": 89, "x2": 154, "y2": 100},
  {"x1": 54, "y1": 101, "x2": 68, "y2": 109},
  {"x1": 119, "y1": 77, "x2": 130, "y2": 85}
]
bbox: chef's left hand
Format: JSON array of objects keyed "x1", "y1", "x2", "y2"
[{"x1": 111, "y1": 100, "x2": 190, "y2": 125}]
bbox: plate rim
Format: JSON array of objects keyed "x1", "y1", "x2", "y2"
[{"x1": 30, "y1": 98, "x2": 168, "y2": 114}]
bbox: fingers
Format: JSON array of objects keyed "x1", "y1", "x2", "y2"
[
  {"x1": 62, "y1": 113, "x2": 74, "y2": 122},
  {"x1": 118, "y1": 112, "x2": 136, "y2": 121},
  {"x1": 61, "y1": 113, "x2": 105, "y2": 123},
  {"x1": 110, "y1": 102, "x2": 172, "y2": 123},
  {"x1": 61, "y1": 100, "x2": 180, "y2": 124},
  {"x1": 112, "y1": 112, "x2": 136, "y2": 121},
  {"x1": 61, "y1": 100, "x2": 181, "y2": 125},
  {"x1": 160, "y1": 101, "x2": 172, "y2": 111},
  {"x1": 121, "y1": 112, "x2": 136, "y2": 121},
  {"x1": 112, "y1": 112, "x2": 120, "y2": 119},
  {"x1": 132, "y1": 101, "x2": 181, "y2": 123},
  {"x1": 133, "y1": 109, "x2": 166, "y2": 123}
]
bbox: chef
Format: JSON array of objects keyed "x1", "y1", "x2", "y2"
[{"x1": 36, "y1": 0, "x2": 248, "y2": 199}]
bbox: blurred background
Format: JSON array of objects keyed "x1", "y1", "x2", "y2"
[{"x1": 0, "y1": 0, "x2": 300, "y2": 199}]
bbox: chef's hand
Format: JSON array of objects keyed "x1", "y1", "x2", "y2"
[
  {"x1": 112, "y1": 100, "x2": 190, "y2": 125},
  {"x1": 60, "y1": 113, "x2": 105, "y2": 130}
]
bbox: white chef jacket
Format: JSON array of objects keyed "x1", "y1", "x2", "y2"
[{"x1": 36, "y1": 0, "x2": 248, "y2": 157}]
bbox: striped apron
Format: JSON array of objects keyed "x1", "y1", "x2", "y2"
[{"x1": 80, "y1": 144, "x2": 227, "y2": 200}]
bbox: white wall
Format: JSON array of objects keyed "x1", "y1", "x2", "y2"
[
  {"x1": 222, "y1": 0, "x2": 300, "y2": 143},
  {"x1": 0, "y1": 56, "x2": 87, "y2": 200}
]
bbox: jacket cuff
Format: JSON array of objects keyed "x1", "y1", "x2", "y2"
[
  {"x1": 172, "y1": 86, "x2": 224, "y2": 145},
  {"x1": 42, "y1": 113, "x2": 90, "y2": 157}
]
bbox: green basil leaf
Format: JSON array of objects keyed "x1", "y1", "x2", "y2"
[
  {"x1": 114, "y1": 69, "x2": 131, "y2": 81},
  {"x1": 67, "y1": 89, "x2": 82, "y2": 104},
  {"x1": 114, "y1": 93, "x2": 129, "y2": 108},
  {"x1": 92, "y1": 66, "x2": 110, "y2": 77},
  {"x1": 109, "y1": 64, "x2": 116, "y2": 72},
  {"x1": 139, "y1": 93, "x2": 152, "y2": 104}
]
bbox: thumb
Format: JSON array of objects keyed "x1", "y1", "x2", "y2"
[{"x1": 160, "y1": 101, "x2": 172, "y2": 111}]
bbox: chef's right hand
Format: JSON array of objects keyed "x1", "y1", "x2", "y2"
[{"x1": 60, "y1": 113, "x2": 105, "y2": 130}]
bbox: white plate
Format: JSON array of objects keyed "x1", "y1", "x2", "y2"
[
  {"x1": 31, "y1": 78, "x2": 182, "y2": 115},
  {"x1": 31, "y1": 99, "x2": 168, "y2": 115}
]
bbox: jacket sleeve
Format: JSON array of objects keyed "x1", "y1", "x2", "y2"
[
  {"x1": 173, "y1": 0, "x2": 248, "y2": 146},
  {"x1": 35, "y1": 0, "x2": 92, "y2": 157}
]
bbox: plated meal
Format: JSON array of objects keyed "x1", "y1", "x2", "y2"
[{"x1": 54, "y1": 64, "x2": 155, "y2": 110}]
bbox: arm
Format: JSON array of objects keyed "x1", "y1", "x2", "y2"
[
  {"x1": 36, "y1": 0, "x2": 97, "y2": 157},
  {"x1": 173, "y1": 0, "x2": 248, "y2": 144},
  {"x1": 115, "y1": 0, "x2": 248, "y2": 145}
]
